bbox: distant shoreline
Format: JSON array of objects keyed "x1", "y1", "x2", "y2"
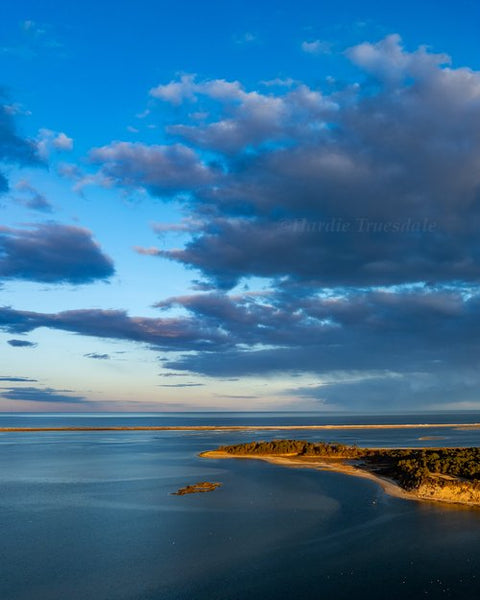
[{"x1": 0, "y1": 423, "x2": 479, "y2": 432}]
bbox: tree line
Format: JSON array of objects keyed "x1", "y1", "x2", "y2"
[{"x1": 217, "y1": 440, "x2": 480, "y2": 491}]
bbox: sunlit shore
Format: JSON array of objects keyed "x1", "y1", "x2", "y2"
[
  {"x1": 201, "y1": 442, "x2": 480, "y2": 508},
  {"x1": 0, "y1": 423, "x2": 479, "y2": 432},
  {"x1": 201, "y1": 449, "x2": 416, "y2": 502}
]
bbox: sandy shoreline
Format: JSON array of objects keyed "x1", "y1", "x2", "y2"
[
  {"x1": 200, "y1": 450, "x2": 480, "y2": 507},
  {"x1": 0, "y1": 422, "x2": 479, "y2": 433},
  {"x1": 201, "y1": 450, "x2": 416, "y2": 501}
]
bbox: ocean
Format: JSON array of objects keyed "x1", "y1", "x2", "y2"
[{"x1": 1, "y1": 412, "x2": 480, "y2": 600}]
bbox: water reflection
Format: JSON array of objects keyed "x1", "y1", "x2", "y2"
[{"x1": 0, "y1": 416, "x2": 480, "y2": 599}]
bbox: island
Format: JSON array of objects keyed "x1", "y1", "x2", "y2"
[
  {"x1": 201, "y1": 440, "x2": 480, "y2": 507},
  {"x1": 172, "y1": 481, "x2": 222, "y2": 495}
]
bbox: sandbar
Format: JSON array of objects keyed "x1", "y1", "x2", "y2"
[{"x1": 1, "y1": 422, "x2": 479, "y2": 433}]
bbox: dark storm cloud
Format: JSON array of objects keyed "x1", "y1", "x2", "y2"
[
  {"x1": 0, "y1": 223, "x2": 114, "y2": 284},
  {"x1": 7, "y1": 338, "x2": 36, "y2": 347},
  {"x1": 0, "y1": 386, "x2": 87, "y2": 404},
  {"x1": 0, "y1": 98, "x2": 42, "y2": 192}
]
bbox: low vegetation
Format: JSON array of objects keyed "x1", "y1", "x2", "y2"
[
  {"x1": 217, "y1": 440, "x2": 480, "y2": 492},
  {"x1": 369, "y1": 447, "x2": 480, "y2": 491},
  {"x1": 217, "y1": 439, "x2": 362, "y2": 458}
]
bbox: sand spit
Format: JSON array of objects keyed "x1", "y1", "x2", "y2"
[
  {"x1": 200, "y1": 450, "x2": 416, "y2": 501},
  {"x1": 1, "y1": 423, "x2": 480, "y2": 433},
  {"x1": 200, "y1": 450, "x2": 480, "y2": 508}
]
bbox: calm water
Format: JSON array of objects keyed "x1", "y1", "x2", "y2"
[{"x1": 1, "y1": 412, "x2": 480, "y2": 599}]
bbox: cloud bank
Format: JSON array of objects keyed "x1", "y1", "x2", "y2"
[
  {"x1": 2, "y1": 286, "x2": 480, "y2": 408},
  {"x1": 0, "y1": 386, "x2": 87, "y2": 404},
  {"x1": 0, "y1": 224, "x2": 115, "y2": 284},
  {"x1": 105, "y1": 35, "x2": 480, "y2": 291},
  {"x1": 7, "y1": 35, "x2": 480, "y2": 410}
]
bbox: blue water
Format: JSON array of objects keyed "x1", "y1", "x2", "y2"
[{"x1": 1, "y1": 413, "x2": 480, "y2": 599}]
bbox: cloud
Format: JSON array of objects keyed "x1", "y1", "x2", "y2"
[
  {"x1": 7, "y1": 339, "x2": 37, "y2": 347},
  {"x1": 84, "y1": 352, "x2": 110, "y2": 360},
  {"x1": 149, "y1": 287, "x2": 480, "y2": 410},
  {"x1": 2, "y1": 285, "x2": 476, "y2": 373},
  {"x1": 21, "y1": 20, "x2": 38, "y2": 33},
  {"x1": 1, "y1": 20, "x2": 65, "y2": 59},
  {"x1": 88, "y1": 142, "x2": 216, "y2": 196},
  {"x1": 0, "y1": 375, "x2": 37, "y2": 382},
  {"x1": 126, "y1": 36, "x2": 480, "y2": 289},
  {"x1": 167, "y1": 86, "x2": 328, "y2": 153},
  {"x1": 0, "y1": 305, "x2": 229, "y2": 350},
  {"x1": 36, "y1": 128, "x2": 73, "y2": 159},
  {"x1": 4, "y1": 34, "x2": 480, "y2": 411},
  {"x1": 345, "y1": 33, "x2": 449, "y2": 83},
  {"x1": 261, "y1": 78, "x2": 297, "y2": 88},
  {"x1": 154, "y1": 291, "x2": 302, "y2": 345},
  {"x1": 150, "y1": 74, "x2": 198, "y2": 105},
  {"x1": 233, "y1": 32, "x2": 258, "y2": 45},
  {"x1": 151, "y1": 217, "x2": 204, "y2": 235},
  {"x1": 52, "y1": 132, "x2": 73, "y2": 151},
  {"x1": 147, "y1": 74, "x2": 333, "y2": 154},
  {"x1": 12, "y1": 180, "x2": 53, "y2": 212},
  {"x1": 0, "y1": 98, "x2": 42, "y2": 192},
  {"x1": 216, "y1": 394, "x2": 258, "y2": 399},
  {"x1": 0, "y1": 223, "x2": 114, "y2": 284},
  {"x1": 159, "y1": 372, "x2": 192, "y2": 377},
  {"x1": 1, "y1": 103, "x2": 31, "y2": 117},
  {"x1": 158, "y1": 383, "x2": 205, "y2": 387},
  {"x1": 2, "y1": 284, "x2": 480, "y2": 408},
  {"x1": 301, "y1": 40, "x2": 332, "y2": 55},
  {"x1": 0, "y1": 386, "x2": 87, "y2": 404},
  {"x1": 286, "y1": 370, "x2": 480, "y2": 411}
]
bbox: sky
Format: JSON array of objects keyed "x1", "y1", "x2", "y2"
[{"x1": 1, "y1": 0, "x2": 480, "y2": 412}]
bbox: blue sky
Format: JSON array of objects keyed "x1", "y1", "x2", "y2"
[{"x1": 1, "y1": 0, "x2": 480, "y2": 412}]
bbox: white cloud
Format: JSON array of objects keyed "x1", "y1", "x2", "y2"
[
  {"x1": 233, "y1": 32, "x2": 258, "y2": 44},
  {"x1": 52, "y1": 132, "x2": 73, "y2": 151},
  {"x1": 150, "y1": 74, "x2": 197, "y2": 105},
  {"x1": 346, "y1": 33, "x2": 450, "y2": 82},
  {"x1": 88, "y1": 142, "x2": 216, "y2": 194},
  {"x1": 149, "y1": 75, "x2": 332, "y2": 152},
  {"x1": 301, "y1": 39, "x2": 332, "y2": 55},
  {"x1": 37, "y1": 128, "x2": 73, "y2": 158}
]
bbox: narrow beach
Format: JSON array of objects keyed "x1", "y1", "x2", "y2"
[
  {"x1": 200, "y1": 450, "x2": 480, "y2": 508},
  {"x1": 1, "y1": 422, "x2": 479, "y2": 432}
]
